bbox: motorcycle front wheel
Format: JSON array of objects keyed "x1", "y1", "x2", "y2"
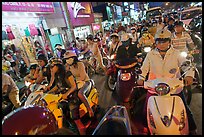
[{"x1": 105, "y1": 74, "x2": 116, "y2": 91}]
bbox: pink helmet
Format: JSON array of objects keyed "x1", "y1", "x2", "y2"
[
  {"x1": 63, "y1": 50, "x2": 77, "y2": 59},
  {"x1": 2, "y1": 106, "x2": 58, "y2": 135}
]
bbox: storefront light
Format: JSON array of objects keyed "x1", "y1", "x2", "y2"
[
  {"x1": 15, "y1": 12, "x2": 20, "y2": 17},
  {"x1": 3, "y1": 12, "x2": 8, "y2": 16}
]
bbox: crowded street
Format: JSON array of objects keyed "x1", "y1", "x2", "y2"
[{"x1": 2, "y1": 2, "x2": 202, "y2": 135}]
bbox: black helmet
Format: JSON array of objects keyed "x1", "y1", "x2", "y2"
[
  {"x1": 29, "y1": 64, "x2": 38, "y2": 70},
  {"x1": 173, "y1": 21, "x2": 184, "y2": 27},
  {"x1": 86, "y1": 34, "x2": 94, "y2": 41},
  {"x1": 152, "y1": 19, "x2": 157, "y2": 24},
  {"x1": 36, "y1": 54, "x2": 47, "y2": 62},
  {"x1": 141, "y1": 27, "x2": 149, "y2": 33}
]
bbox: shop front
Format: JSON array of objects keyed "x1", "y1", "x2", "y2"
[
  {"x1": 2, "y1": 2, "x2": 55, "y2": 66},
  {"x1": 67, "y1": 2, "x2": 95, "y2": 40}
]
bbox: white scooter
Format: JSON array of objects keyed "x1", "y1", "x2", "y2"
[{"x1": 143, "y1": 77, "x2": 189, "y2": 135}]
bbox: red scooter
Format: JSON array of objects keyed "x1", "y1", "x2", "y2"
[
  {"x1": 105, "y1": 54, "x2": 117, "y2": 91},
  {"x1": 114, "y1": 58, "x2": 146, "y2": 116}
]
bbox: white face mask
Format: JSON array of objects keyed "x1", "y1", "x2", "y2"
[{"x1": 66, "y1": 58, "x2": 74, "y2": 65}]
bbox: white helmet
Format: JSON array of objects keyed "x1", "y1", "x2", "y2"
[
  {"x1": 155, "y1": 29, "x2": 172, "y2": 39},
  {"x1": 120, "y1": 33, "x2": 133, "y2": 42},
  {"x1": 64, "y1": 50, "x2": 77, "y2": 59}
]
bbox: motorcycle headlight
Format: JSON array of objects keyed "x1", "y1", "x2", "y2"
[
  {"x1": 180, "y1": 51, "x2": 188, "y2": 58},
  {"x1": 144, "y1": 47, "x2": 151, "y2": 52},
  {"x1": 25, "y1": 81, "x2": 31, "y2": 87},
  {"x1": 155, "y1": 83, "x2": 170, "y2": 96},
  {"x1": 110, "y1": 54, "x2": 116, "y2": 60}
]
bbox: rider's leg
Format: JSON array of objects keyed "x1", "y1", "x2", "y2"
[
  {"x1": 8, "y1": 89, "x2": 21, "y2": 108},
  {"x1": 78, "y1": 81, "x2": 94, "y2": 117}
]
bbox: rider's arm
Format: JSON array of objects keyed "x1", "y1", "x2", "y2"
[
  {"x1": 64, "y1": 75, "x2": 77, "y2": 98},
  {"x1": 186, "y1": 32, "x2": 197, "y2": 50},
  {"x1": 138, "y1": 53, "x2": 150, "y2": 80},
  {"x1": 35, "y1": 70, "x2": 45, "y2": 84}
]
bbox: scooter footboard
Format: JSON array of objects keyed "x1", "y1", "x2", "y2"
[{"x1": 147, "y1": 96, "x2": 189, "y2": 135}]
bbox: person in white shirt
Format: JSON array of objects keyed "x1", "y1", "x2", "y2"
[
  {"x1": 137, "y1": 29, "x2": 197, "y2": 135},
  {"x1": 156, "y1": 17, "x2": 165, "y2": 33}
]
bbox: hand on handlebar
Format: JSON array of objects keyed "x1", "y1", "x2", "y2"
[{"x1": 184, "y1": 76, "x2": 193, "y2": 86}]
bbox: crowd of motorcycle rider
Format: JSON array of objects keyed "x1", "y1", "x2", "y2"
[{"x1": 2, "y1": 13, "x2": 200, "y2": 135}]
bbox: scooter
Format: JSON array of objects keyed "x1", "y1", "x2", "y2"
[
  {"x1": 180, "y1": 50, "x2": 202, "y2": 105},
  {"x1": 105, "y1": 54, "x2": 117, "y2": 91},
  {"x1": 23, "y1": 80, "x2": 100, "y2": 133},
  {"x1": 92, "y1": 105, "x2": 132, "y2": 135},
  {"x1": 141, "y1": 77, "x2": 189, "y2": 135},
  {"x1": 114, "y1": 58, "x2": 146, "y2": 115},
  {"x1": 78, "y1": 51, "x2": 96, "y2": 78}
]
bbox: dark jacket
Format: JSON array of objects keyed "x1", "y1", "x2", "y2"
[{"x1": 116, "y1": 42, "x2": 141, "y2": 65}]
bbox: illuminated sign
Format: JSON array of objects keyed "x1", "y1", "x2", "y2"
[
  {"x1": 2, "y1": 2, "x2": 54, "y2": 13},
  {"x1": 67, "y1": 2, "x2": 94, "y2": 27}
]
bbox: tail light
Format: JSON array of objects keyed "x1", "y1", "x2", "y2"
[
  {"x1": 148, "y1": 109, "x2": 156, "y2": 129},
  {"x1": 120, "y1": 73, "x2": 131, "y2": 81},
  {"x1": 179, "y1": 109, "x2": 185, "y2": 131}
]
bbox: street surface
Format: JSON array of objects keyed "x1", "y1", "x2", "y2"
[{"x1": 91, "y1": 73, "x2": 202, "y2": 135}]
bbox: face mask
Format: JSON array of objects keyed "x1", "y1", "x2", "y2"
[{"x1": 66, "y1": 58, "x2": 74, "y2": 65}]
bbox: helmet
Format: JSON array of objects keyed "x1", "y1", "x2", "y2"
[
  {"x1": 29, "y1": 64, "x2": 38, "y2": 70},
  {"x1": 110, "y1": 33, "x2": 119, "y2": 38},
  {"x1": 2, "y1": 106, "x2": 58, "y2": 135},
  {"x1": 130, "y1": 27, "x2": 136, "y2": 30},
  {"x1": 141, "y1": 27, "x2": 149, "y2": 34},
  {"x1": 36, "y1": 54, "x2": 47, "y2": 61},
  {"x1": 93, "y1": 37, "x2": 100, "y2": 42},
  {"x1": 173, "y1": 21, "x2": 184, "y2": 27},
  {"x1": 48, "y1": 57, "x2": 63, "y2": 66},
  {"x1": 155, "y1": 29, "x2": 172, "y2": 40},
  {"x1": 64, "y1": 50, "x2": 77, "y2": 59},
  {"x1": 120, "y1": 33, "x2": 132, "y2": 42},
  {"x1": 117, "y1": 26, "x2": 126, "y2": 33},
  {"x1": 55, "y1": 44, "x2": 62, "y2": 49},
  {"x1": 86, "y1": 34, "x2": 94, "y2": 41},
  {"x1": 152, "y1": 19, "x2": 157, "y2": 24}
]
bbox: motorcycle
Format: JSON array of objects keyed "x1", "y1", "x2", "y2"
[
  {"x1": 92, "y1": 105, "x2": 132, "y2": 135},
  {"x1": 180, "y1": 50, "x2": 202, "y2": 105},
  {"x1": 140, "y1": 77, "x2": 189, "y2": 135},
  {"x1": 114, "y1": 58, "x2": 146, "y2": 115},
  {"x1": 23, "y1": 79, "x2": 100, "y2": 134},
  {"x1": 105, "y1": 54, "x2": 117, "y2": 91},
  {"x1": 78, "y1": 51, "x2": 96, "y2": 78}
]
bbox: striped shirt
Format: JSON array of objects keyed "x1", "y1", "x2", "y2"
[{"x1": 171, "y1": 31, "x2": 194, "y2": 52}]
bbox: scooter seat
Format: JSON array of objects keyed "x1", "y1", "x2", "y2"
[{"x1": 93, "y1": 118, "x2": 129, "y2": 135}]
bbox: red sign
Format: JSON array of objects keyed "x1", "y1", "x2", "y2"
[
  {"x1": 2, "y1": 2, "x2": 54, "y2": 13},
  {"x1": 67, "y1": 2, "x2": 94, "y2": 27}
]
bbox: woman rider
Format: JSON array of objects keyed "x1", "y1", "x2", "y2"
[
  {"x1": 63, "y1": 51, "x2": 94, "y2": 118},
  {"x1": 47, "y1": 57, "x2": 87, "y2": 135}
]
